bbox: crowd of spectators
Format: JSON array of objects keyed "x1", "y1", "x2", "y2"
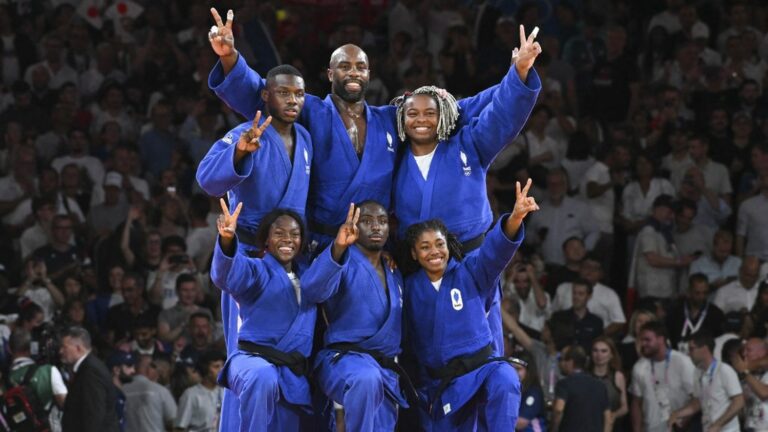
[{"x1": 0, "y1": 0, "x2": 767, "y2": 430}]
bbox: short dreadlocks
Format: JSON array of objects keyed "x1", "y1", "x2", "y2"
[{"x1": 392, "y1": 86, "x2": 460, "y2": 142}]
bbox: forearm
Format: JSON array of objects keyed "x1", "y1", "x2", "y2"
[
  {"x1": 551, "y1": 409, "x2": 563, "y2": 432},
  {"x1": 604, "y1": 322, "x2": 625, "y2": 337},
  {"x1": 219, "y1": 236, "x2": 235, "y2": 257},
  {"x1": 44, "y1": 280, "x2": 65, "y2": 306},
  {"x1": 500, "y1": 308, "x2": 532, "y2": 350},
  {"x1": 149, "y1": 274, "x2": 165, "y2": 305},
  {"x1": 120, "y1": 221, "x2": 136, "y2": 267},
  {"x1": 645, "y1": 252, "x2": 682, "y2": 268},
  {"x1": 631, "y1": 397, "x2": 643, "y2": 432},
  {"x1": 735, "y1": 236, "x2": 745, "y2": 257},
  {"x1": 587, "y1": 181, "x2": 613, "y2": 199},
  {"x1": 220, "y1": 51, "x2": 238, "y2": 75},
  {"x1": 745, "y1": 374, "x2": 768, "y2": 400},
  {"x1": 712, "y1": 396, "x2": 744, "y2": 428},
  {"x1": 532, "y1": 279, "x2": 547, "y2": 309},
  {"x1": 673, "y1": 399, "x2": 701, "y2": 419}
]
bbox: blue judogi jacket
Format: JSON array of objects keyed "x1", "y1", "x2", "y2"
[
  {"x1": 196, "y1": 118, "x2": 312, "y2": 235},
  {"x1": 393, "y1": 66, "x2": 540, "y2": 242},
  {"x1": 208, "y1": 55, "x2": 497, "y2": 233},
  {"x1": 404, "y1": 217, "x2": 524, "y2": 415},
  {"x1": 211, "y1": 236, "x2": 317, "y2": 409}
]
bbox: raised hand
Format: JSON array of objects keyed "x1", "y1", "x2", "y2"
[
  {"x1": 209, "y1": 8, "x2": 236, "y2": 58},
  {"x1": 217, "y1": 198, "x2": 243, "y2": 240},
  {"x1": 332, "y1": 204, "x2": 360, "y2": 262},
  {"x1": 237, "y1": 111, "x2": 273, "y2": 154},
  {"x1": 511, "y1": 178, "x2": 539, "y2": 221},
  {"x1": 513, "y1": 25, "x2": 542, "y2": 81}
]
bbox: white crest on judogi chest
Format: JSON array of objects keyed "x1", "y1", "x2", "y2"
[
  {"x1": 460, "y1": 151, "x2": 468, "y2": 166},
  {"x1": 450, "y1": 288, "x2": 463, "y2": 311}
]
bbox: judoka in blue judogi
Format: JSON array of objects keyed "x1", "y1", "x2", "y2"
[
  {"x1": 402, "y1": 179, "x2": 540, "y2": 431},
  {"x1": 301, "y1": 201, "x2": 409, "y2": 432},
  {"x1": 196, "y1": 62, "x2": 311, "y2": 431},
  {"x1": 211, "y1": 201, "x2": 317, "y2": 432}
]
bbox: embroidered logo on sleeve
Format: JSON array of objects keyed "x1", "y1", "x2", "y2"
[
  {"x1": 222, "y1": 132, "x2": 234, "y2": 145},
  {"x1": 304, "y1": 149, "x2": 310, "y2": 174},
  {"x1": 443, "y1": 403, "x2": 452, "y2": 414},
  {"x1": 450, "y1": 288, "x2": 463, "y2": 311},
  {"x1": 386, "y1": 132, "x2": 395, "y2": 152},
  {"x1": 460, "y1": 151, "x2": 471, "y2": 176}
]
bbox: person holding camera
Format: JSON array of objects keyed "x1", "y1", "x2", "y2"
[
  {"x1": 148, "y1": 235, "x2": 197, "y2": 309},
  {"x1": 17, "y1": 257, "x2": 65, "y2": 322}
]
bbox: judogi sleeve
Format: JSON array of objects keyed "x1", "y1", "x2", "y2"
[
  {"x1": 209, "y1": 55, "x2": 267, "y2": 120},
  {"x1": 463, "y1": 215, "x2": 525, "y2": 297},
  {"x1": 455, "y1": 84, "x2": 499, "y2": 125},
  {"x1": 467, "y1": 66, "x2": 541, "y2": 168},
  {"x1": 210, "y1": 235, "x2": 269, "y2": 302},
  {"x1": 301, "y1": 245, "x2": 349, "y2": 303},
  {"x1": 196, "y1": 123, "x2": 254, "y2": 197}
]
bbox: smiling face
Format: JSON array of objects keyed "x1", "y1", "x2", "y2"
[
  {"x1": 403, "y1": 94, "x2": 439, "y2": 148},
  {"x1": 412, "y1": 229, "x2": 449, "y2": 280},
  {"x1": 266, "y1": 215, "x2": 302, "y2": 266},
  {"x1": 327, "y1": 45, "x2": 369, "y2": 103}
]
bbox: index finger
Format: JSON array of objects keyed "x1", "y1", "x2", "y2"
[
  {"x1": 219, "y1": 198, "x2": 230, "y2": 215},
  {"x1": 231, "y1": 202, "x2": 243, "y2": 219},
  {"x1": 210, "y1": 8, "x2": 225, "y2": 28},
  {"x1": 519, "y1": 25, "x2": 526, "y2": 46},
  {"x1": 258, "y1": 115, "x2": 273, "y2": 133},
  {"x1": 345, "y1": 203, "x2": 355, "y2": 224},
  {"x1": 515, "y1": 181, "x2": 521, "y2": 199},
  {"x1": 252, "y1": 110, "x2": 262, "y2": 129}
]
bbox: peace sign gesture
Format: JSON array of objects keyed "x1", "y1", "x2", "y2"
[
  {"x1": 331, "y1": 203, "x2": 361, "y2": 262},
  {"x1": 217, "y1": 198, "x2": 243, "y2": 240},
  {"x1": 512, "y1": 178, "x2": 539, "y2": 219},
  {"x1": 209, "y1": 8, "x2": 236, "y2": 58},
  {"x1": 237, "y1": 111, "x2": 273, "y2": 154},
  {"x1": 512, "y1": 25, "x2": 542, "y2": 81}
]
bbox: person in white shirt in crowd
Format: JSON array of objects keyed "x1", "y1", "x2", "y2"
[
  {"x1": 123, "y1": 354, "x2": 177, "y2": 432},
  {"x1": 687, "y1": 134, "x2": 732, "y2": 205},
  {"x1": 580, "y1": 143, "x2": 630, "y2": 274},
  {"x1": 51, "y1": 129, "x2": 105, "y2": 186},
  {"x1": 88, "y1": 172, "x2": 130, "y2": 238},
  {"x1": 716, "y1": 3, "x2": 763, "y2": 52},
  {"x1": 0, "y1": 146, "x2": 37, "y2": 222},
  {"x1": 524, "y1": 105, "x2": 561, "y2": 170},
  {"x1": 713, "y1": 256, "x2": 761, "y2": 314},
  {"x1": 503, "y1": 260, "x2": 549, "y2": 334},
  {"x1": 620, "y1": 154, "x2": 676, "y2": 238},
  {"x1": 661, "y1": 125, "x2": 694, "y2": 191},
  {"x1": 669, "y1": 333, "x2": 744, "y2": 432},
  {"x1": 552, "y1": 253, "x2": 625, "y2": 337},
  {"x1": 175, "y1": 350, "x2": 225, "y2": 432},
  {"x1": 629, "y1": 194, "x2": 695, "y2": 301},
  {"x1": 736, "y1": 171, "x2": 768, "y2": 261},
  {"x1": 91, "y1": 146, "x2": 150, "y2": 207},
  {"x1": 629, "y1": 321, "x2": 696, "y2": 432},
  {"x1": 678, "y1": 165, "x2": 732, "y2": 230},
  {"x1": 20, "y1": 195, "x2": 55, "y2": 260},
  {"x1": 184, "y1": 194, "x2": 216, "y2": 272},
  {"x1": 730, "y1": 337, "x2": 768, "y2": 432},
  {"x1": 690, "y1": 230, "x2": 742, "y2": 291},
  {"x1": 673, "y1": 199, "x2": 715, "y2": 265},
  {"x1": 527, "y1": 168, "x2": 600, "y2": 265}
]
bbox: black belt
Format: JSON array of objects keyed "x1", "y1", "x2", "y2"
[
  {"x1": 308, "y1": 220, "x2": 341, "y2": 237},
  {"x1": 327, "y1": 342, "x2": 418, "y2": 405},
  {"x1": 459, "y1": 233, "x2": 485, "y2": 255},
  {"x1": 235, "y1": 226, "x2": 261, "y2": 248},
  {"x1": 426, "y1": 344, "x2": 505, "y2": 413},
  {"x1": 238, "y1": 340, "x2": 309, "y2": 377}
]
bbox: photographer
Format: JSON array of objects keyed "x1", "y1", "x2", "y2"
[
  {"x1": 147, "y1": 236, "x2": 196, "y2": 309},
  {"x1": 8, "y1": 328, "x2": 67, "y2": 430},
  {"x1": 16, "y1": 258, "x2": 65, "y2": 321}
]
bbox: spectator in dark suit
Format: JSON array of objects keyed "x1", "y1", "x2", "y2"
[{"x1": 59, "y1": 326, "x2": 119, "y2": 432}]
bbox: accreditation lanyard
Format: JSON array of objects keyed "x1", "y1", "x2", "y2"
[
  {"x1": 700, "y1": 360, "x2": 718, "y2": 404},
  {"x1": 650, "y1": 349, "x2": 672, "y2": 386},
  {"x1": 681, "y1": 303, "x2": 708, "y2": 339}
]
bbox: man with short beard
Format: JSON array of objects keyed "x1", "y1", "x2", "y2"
[
  {"x1": 629, "y1": 321, "x2": 695, "y2": 432},
  {"x1": 107, "y1": 351, "x2": 136, "y2": 432}
]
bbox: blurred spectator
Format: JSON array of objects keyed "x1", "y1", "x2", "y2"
[
  {"x1": 552, "y1": 344, "x2": 610, "y2": 432},
  {"x1": 526, "y1": 168, "x2": 600, "y2": 265},
  {"x1": 588, "y1": 336, "x2": 628, "y2": 428},
  {"x1": 174, "y1": 350, "x2": 225, "y2": 432},
  {"x1": 503, "y1": 261, "x2": 549, "y2": 334},
  {"x1": 510, "y1": 351, "x2": 547, "y2": 432},
  {"x1": 620, "y1": 154, "x2": 676, "y2": 238},
  {"x1": 157, "y1": 274, "x2": 210, "y2": 343},
  {"x1": 730, "y1": 337, "x2": 768, "y2": 431},
  {"x1": 106, "y1": 272, "x2": 159, "y2": 344},
  {"x1": 713, "y1": 256, "x2": 761, "y2": 315},
  {"x1": 31, "y1": 214, "x2": 80, "y2": 284},
  {"x1": 51, "y1": 129, "x2": 105, "y2": 186},
  {"x1": 665, "y1": 273, "x2": 725, "y2": 353},
  {"x1": 736, "y1": 172, "x2": 768, "y2": 260},
  {"x1": 551, "y1": 279, "x2": 603, "y2": 352},
  {"x1": 88, "y1": 172, "x2": 129, "y2": 238},
  {"x1": 123, "y1": 354, "x2": 177, "y2": 432},
  {"x1": 544, "y1": 236, "x2": 584, "y2": 295},
  {"x1": 689, "y1": 229, "x2": 741, "y2": 289},
  {"x1": 629, "y1": 321, "x2": 695, "y2": 432},
  {"x1": 106, "y1": 351, "x2": 136, "y2": 431},
  {"x1": 147, "y1": 235, "x2": 195, "y2": 309}
]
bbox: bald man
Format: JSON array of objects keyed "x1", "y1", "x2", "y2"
[{"x1": 713, "y1": 256, "x2": 761, "y2": 314}]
